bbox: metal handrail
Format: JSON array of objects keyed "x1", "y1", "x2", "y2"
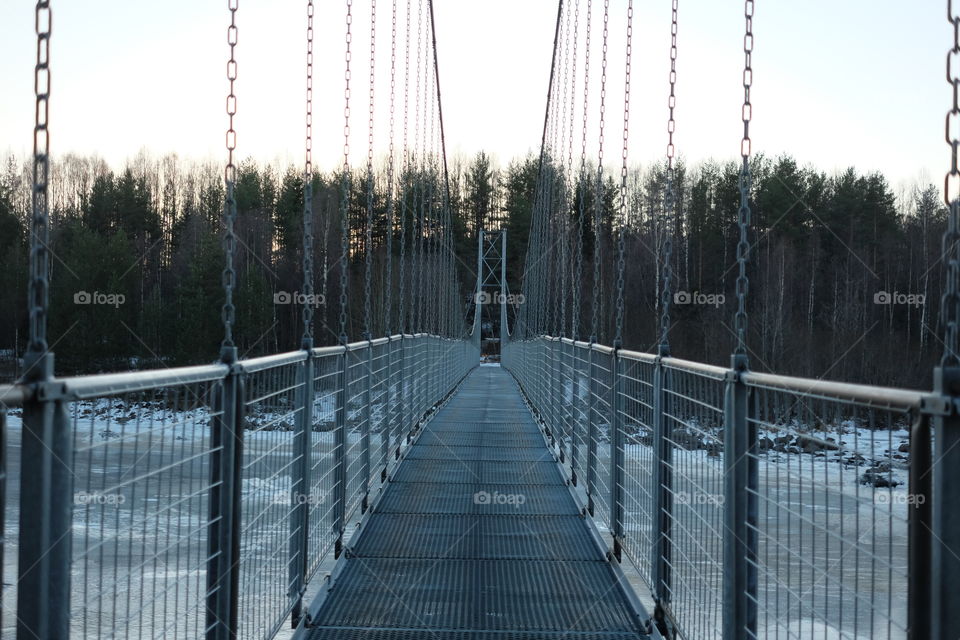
[
  {"x1": 0, "y1": 384, "x2": 28, "y2": 406},
  {"x1": 742, "y1": 370, "x2": 927, "y2": 410},
  {"x1": 238, "y1": 350, "x2": 308, "y2": 373},
  {"x1": 60, "y1": 363, "x2": 230, "y2": 399}
]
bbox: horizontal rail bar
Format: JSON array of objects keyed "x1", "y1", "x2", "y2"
[
  {"x1": 662, "y1": 356, "x2": 729, "y2": 379},
  {"x1": 237, "y1": 350, "x2": 307, "y2": 373},
  {"x1": 311, "y1": 345, "x2": 347, "y2": 358},
  {"x1": 617, "y1": 348, "x2": 656, "y2": 363},
  {"x1": 61, "y1": 363, "x2": 230, "y2": 399},
  {"x1": 0, "y1": 384, "x2": 28, "y2": 406},
  {"x1": 742, "y1": 369, "x2": 926, "y2": 410}
]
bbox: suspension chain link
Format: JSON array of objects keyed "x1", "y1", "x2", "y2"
[
  {"x1": 659, "y1": 0, "x2": 679, "y2": 355},
  {"x1": 384, "y1": 0, "x2": 398, "y2": 335},
  {"x1": 398, "y1": 0, "x2": 411, "y2": 334},
  {"x1": 302, "y1": 0, "x2": 315, "y2": 347},
  {"x1": 943, "y1": 0, "x2": 960, "y2": 365},
  {"x1": 339, "y1": 0, "x2": 354, "y2": 344},
  {"x1": 573, "y1": 0, "x2": 592, "y2": 342},
  {"x1": 733, "y1": 0, "x2": 754, "y2": 362},
  {"x1": 613, "y1": 0, "x2": 632, "y2": 349},
  {"x1": 27, "y1": 0, "x2": 52, "y2": 357},
  {"x1": 222, "y1": 0, "x2": 239, "y2": 354},
  {"x1": 364, "y1": 0, "x2": 377, "y2": 339},
  {"x1": 591, "y1": 0, "x2": 610, "y2": 342}
]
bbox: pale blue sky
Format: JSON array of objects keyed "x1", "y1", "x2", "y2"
[{"x1": 0, "y1": 1, "x2": 949, "y2": 194}]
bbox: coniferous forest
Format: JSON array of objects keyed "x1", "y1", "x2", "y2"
[{"x1": 0, "y1": 151, "x2": 945, "y2": 388}]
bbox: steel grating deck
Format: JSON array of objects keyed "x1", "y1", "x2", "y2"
[{"x1": 304, "y1": 366, "x2": 649, "y2": 639}]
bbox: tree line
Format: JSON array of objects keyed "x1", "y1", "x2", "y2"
[{"x1": 0, "y1": 151, "x2": 946, "y2": 388}]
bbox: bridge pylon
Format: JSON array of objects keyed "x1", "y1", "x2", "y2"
[{"x1": 471, "y1": 228, "x2": 509, "y2": 360}]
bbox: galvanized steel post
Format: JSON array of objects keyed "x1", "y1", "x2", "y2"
[
  {"x1": 332, "y1": 349, "x2": 348, "y2": 558},
  {"x1": 382, "y1": 337, "x2": 393, "y2": 479},
  {"x1": 722, "y1": 355, "x2": 757, "y2": 639},
  {"x1": 609, "y1": 346, "x2": 625, "y2": 561},
  {"x1": 206, "y1": 353, "x2": 244, "y2": 640},
  {"x1": 932, "y1": 366, "x2": 960, "y2": 639},
  {"x1": 586, "y1": 344, "x2": 597, "y2": 515},
  {"x1": 650, "y1": 354, "x2": 672, "y2": 618},
  {"x1": 289, "y1": 352, "x2": 314, "y2": 626},
  {"x1": 17, "y1": 353, "x2": 72, "y2": 640}
]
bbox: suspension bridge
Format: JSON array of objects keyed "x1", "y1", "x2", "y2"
[{"x1": 2, "y1": 1, "x2": 959, "y2": 639}]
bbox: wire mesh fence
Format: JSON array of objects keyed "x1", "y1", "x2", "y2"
[
  {"x1": 503, "y1": 336, "x2": 931, "y2": 640},
  {"x1": 6, "y1": 334, "x2": 476, "y2": 640},
  {"x1": 743, "y1": 373, "x2": 919, "y2": 639},
  {"x1": 236, "y1": 352, "x2": 306, "y2": 640},
  {"x1": 0, "y1": 385, "x2": 24, "y2": 640},
  {"x1": 65, "y1": 366, "x2": 227, "y2": 639}
]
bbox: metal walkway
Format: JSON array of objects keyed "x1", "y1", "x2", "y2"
[{"x1": 303, "y1": 365, "x2": 650, "y2": 639}]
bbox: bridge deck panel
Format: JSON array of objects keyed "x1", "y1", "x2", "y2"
[{"x1": 304, "y1": 366, "x2": 648, "y2": 639}]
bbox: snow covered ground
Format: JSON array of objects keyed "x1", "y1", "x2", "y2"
[
  {"x1": 2, "y1": 398, "x2": 386, "y2": 639},
  {"x1": 3, "y1": 389, "x2": 911, "y2": 639}
]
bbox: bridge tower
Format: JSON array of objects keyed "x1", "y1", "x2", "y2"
[{"x1": 472, "y1": 229, "x2": 509, "y2": 359}]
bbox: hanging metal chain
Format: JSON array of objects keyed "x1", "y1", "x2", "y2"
[
  {"x1": 943, "y1": 0, "x2": 960, "y2": 366},
  {"x1": 411, "y1": 0, "x2": 424, "y2": 333},
  {"x1": 384, "y1": 0, "x2": 398, "y2": 335},
  {"x1": 27, "y1": 0, "x2": 52, "y2": 358},
  {"x1": 398, "y1": 0, "x2": 411, "y2": 334},
  {"x1": 364, "y1": 0, "x2": 377, "y2": 339},
  {"x1": 733, "y1": 0, "x2": 754, "y2": 363},
  {"x1": 562, "y1": 0, "x2": 579, "y2": 339},
  {"x1": 659, "y1": 0, "x2": 679, "y2": 356},
  {"x1": 573, "y1": 0, "x2": 593, "y2": 342},
  {"x1": 302, "y1": 0, "x2": 315, "y2": 348},
  {"x1": 591, "y1": 0, "x2": 609, "y2": 342},
  {"x1": 339, "y1": 0, "x2": 354, "y2": 344},
  {"x1": 613, "y1": 0, "x2": 632, "y2": 349},
  {"x1": 221, "y1": 0, "x2": 239, "y2": 355}
]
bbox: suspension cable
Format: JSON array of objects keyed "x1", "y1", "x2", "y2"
[
  {"x1": 384, "y1": 0, "x2": 398, "y2": 336},
  {"x1": 613, "y1": 0, "x2": 632, "y2": 349},
  {"x1": 221, "y1": 0, "x2": 239, "y2": 358},
  {"x1": 659, "y1": 0, "x2": 679, "y2": 356},
  {"x1": 942, "y1": 0, "x2": 960, "y2": 365},
  {"x1": 363, "y1": 0, "x2": 377, "y2": 339},
  {"x1": 573, "y1": 0, "x2": 593, "y2": 342},
  {"x1": 27, "y1": 0, "x2": 51, "y2": 362},
  {"x1": 733, "y1": 0, "x2": 754, "y2": 365},
  {"x1": 338, "y1": 0, "x2": 354, "y2": 344},
  {"x1": 301, "y1": 0, "x2": 315, "y2": 348},
  {"x1": 590, "y1": 0, "x2": 609, "y2": 343},
  {"x1": 398, "y1": 0, "x2": 411, "y2": 335}
]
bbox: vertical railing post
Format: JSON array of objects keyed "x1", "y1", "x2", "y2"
[
  {"x1": 382, "y1": 338, "x2": 393, "y2": 479},
  {"x1": 609, "y1": 346, "x2": 625, "y2": 561},
  {"x1": 570, "y1": 342, "x2": 586, "y2": 478},
  {"x1": 908, "y1": 408, "x2": 932, "y2": 640},
  {"x1": 207, "y1": 354, "x2": 244, "y2": 640},
  {"x1": 332, "y1": 348, "x2": 348, "y2": 558},
  {"x1": 361, "y1": 341, "x2": 373, "y2": 512},
  {"x1": 541, "y1": 339, "x2": 560, "y2": 442},
  {"x1": 722, "y1": 356, "x2": 757, "y2": 639},
  {"x1": 397, "y1": 336, "x2": 407, "y2": 456},
  {"x1": 650, "y1": 354, "x2": 672, "y2": 620},
  {"x1": 931, "y1": 366, "x2": 960, "y2": 639},
  {"x1": 569, "y1": 342, "x2": 579, "y2": 485},
  {"x1": 289, "y1": 352, "x2": 313, "y2": 626},
  {"x1": 17, "y1": 353, "x2": 72, "y2": 640},
  {"x1": 586, "y1": 344, "x2": 597, "y2": 515}
]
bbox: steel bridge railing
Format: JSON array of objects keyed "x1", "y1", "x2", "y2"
[
  {"x1": 5, "y1": 334, "x2": 477, "y2": 640},
  {"x1": 503, "y1": 336, "x2": 935, "y2": 640}
]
